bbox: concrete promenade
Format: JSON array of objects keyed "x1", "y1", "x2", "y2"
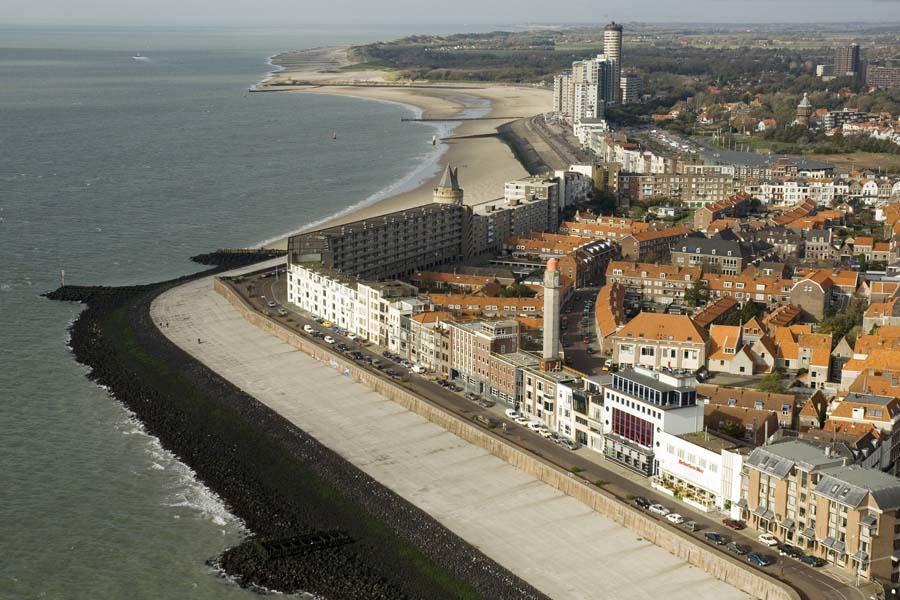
[{"x1": 151, "y1": 272, "x2": 749, "y2": 600}]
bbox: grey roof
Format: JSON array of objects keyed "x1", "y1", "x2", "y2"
[
  {"x1": 816, "y1": 465, "x2": 900, "y2": 510},
  {"x1": 746, "y1": 440, "x2": 846, "y2": 479},
  {"x1": 437, "y1": 165, "x2": 460, "y2": 190},
  {"x1": 674, "y1": 237, "x2": 749, "y2": 258},
  {"x1": 845, "y1": 392, "x2": 895, "y2": 406},
  {"x1": 801, "y1": 527, "x2": 815, "y2": 538}
]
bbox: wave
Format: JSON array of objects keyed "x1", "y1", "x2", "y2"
[{"x1": 112, "y1": 409, "x2": 246, "y2": 533}]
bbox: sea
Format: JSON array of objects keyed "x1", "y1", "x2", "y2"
[{"x1": 0, "y1": 24, "x2": 489, "y2": 600}]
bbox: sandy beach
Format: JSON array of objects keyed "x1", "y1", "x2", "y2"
[{"x1": 258, "y1": 47, "x2": 553, "y2": 249}]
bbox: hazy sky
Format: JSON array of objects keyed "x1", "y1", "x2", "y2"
[{"x1": 5, "y1": 0, "x2": 900, "y2": 25}]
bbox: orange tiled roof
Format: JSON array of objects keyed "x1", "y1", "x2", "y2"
[
  {"x1": 595, "y1": 283, "x2": 627, "y2": 339},
  {"x1": 614, "y1": 312, "x2": 707, "y2": 344},
  {"x1": 629, "y1": 226, "x2": 690, "y2": 242}
]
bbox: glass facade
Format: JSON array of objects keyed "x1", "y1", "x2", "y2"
[
  {"x1": 612, "y1": 408, "x2": 654, "y2": 448},
  {"x1": 610, "y1": 373, "x2": 696, "y2": 407}
]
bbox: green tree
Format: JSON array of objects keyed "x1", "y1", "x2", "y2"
[
  {"x1": 719, "y1": 420, "x2": 746, "y2": 439},
  {"x1": 684, "y1": 279, "x2": 709, "y2": 308},
  {"x1": 740, "y1": 301, "x2": 762, "y2": 323},
  {"x1": 498, "y1": 283, "x2": 537, "y2": 298},
  {"x1": 756, "y1": 369, "x2": 787, "y2": 393}
]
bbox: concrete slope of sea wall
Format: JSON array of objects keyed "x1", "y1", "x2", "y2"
[{"x1": 152, "y1": 272, "x2": 794, "y2": 600}]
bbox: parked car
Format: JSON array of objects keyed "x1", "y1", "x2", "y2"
[
  {"x1": 680, "y1": 520, "x2": 699, "y2": 532},
  {"x1": 779, "y1": 544, "x2": 804, "y2": 559},
  {"x1": 411, "y1": 364, "x2": 427, "y2": 374},
  {"x1": 385, "y1": 369, "x2": 402, "y2": 379},
  {"x1": 722, "y1": 519, "x2": 745, "y2": 530},
  {"x1": 321, "y1": 321, "x2": 333, "y2": 328},
  {"x1": 513, "y1": 416, "x2": 530, "y2": 426},
  {"x1": 560, "y1": 439, "x2": 581, "y2": 451},
  {"x1": 665, "y1": 513, "x2": 685, "y2": 525},
  {"x1": 436, "y1": 379, "x2": 451, "y2": 388},
  {"x1": 800, "y1": 555, "x2": 826, "y2": 567},
  {"x1": 449, "y1": 385, "x2": 463, "y2": 392},
  {"x1": 277, "y1": 308, "x2": 288, "y2": 317},
  {"x1": 346, "y1": 333, "x2": 358, "y2": 341},
  {"x1": 400, "y1": 360, "x2": 412, "y2": 369},
  {"x1": 648, "y1": 504, "x2": 670, "y2": 516},
  {"x1": 303, "y1": 324, "x2": 315, "y2": 333},
  {"x1": 758, "y1": 533, "x2": 779, "y2": 547},
  {"x1": 747, "y1": 552, "x2": 773, "y2": 567},
  {"x1": 335, "y1": 343, "x2": 350, "y2": 352},
  {"x1": 634, "y1": 496, "x2": 652, "y2": 509},
  {"x1": 704, "y1": 532, "x2": 729, "y2": 545},
  {"x1": 323, "y1": 336, "x2": 335, "y2": 344},
  {"x1": 726, "y1": 541, "x2": 750, "y2": 555},
  {"x1": 349, "y1": 351, "x2": 365, "y2": 360},
  {"x1": 478, "y1": 399, "x2": 495, "y2": 408},
  {"x1": 505, "y1": 409, "x2": 521, "y2": 419},
  {"x1": 464, "y1": 392, "x2": 480, "y2": 401},
  {"x1": 382, "y1": 351, "x2": 393, "y2": 359},
  {"x1": 538, "y1": 429, "x2": 553, "y2": 439}
]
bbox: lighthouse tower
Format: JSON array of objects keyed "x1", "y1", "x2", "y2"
[
  {"x1": 542, "y1": 258, "x2": 562, "y2": 371},
  {"x1": 796, "y1": 93, "x2": 813, "y2": 128}
]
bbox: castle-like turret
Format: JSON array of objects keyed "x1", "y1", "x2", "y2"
[
  {"x1": 541, "y1": 258, "x2": 562, "y2": 371},
  {"x1": 796, "y1": 92, "x2": 813, "y2": 128},
  {"x1": 433, "y1": 165, "x2": 463, "y2": 206}
]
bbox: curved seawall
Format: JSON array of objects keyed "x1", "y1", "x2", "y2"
[{"x1": 51, "y1": 261, "x2": 546, "y2": 600}]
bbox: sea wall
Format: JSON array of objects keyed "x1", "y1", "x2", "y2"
[{"x1": 215, "y1": 276, "x2": 802, "y2": 600}]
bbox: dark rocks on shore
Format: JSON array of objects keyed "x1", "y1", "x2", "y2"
[
  {"x1": 190, "y1": 249, "x2": 286, "y2": 268},
  {"x1": 50, "y1": 259, "x2": 548, "y2": 600}
]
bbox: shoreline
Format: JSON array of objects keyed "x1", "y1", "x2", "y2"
[
  {"x1": 255, "y1": 47, "x2": 553, "y2": 249},
  {"x1": 47, "y1": 264, "x2": 547, "y2": 600}
]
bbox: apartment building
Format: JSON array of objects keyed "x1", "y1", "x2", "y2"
[
  {"x1": 744, "y1": 439, "x2": 900, "y2": 584},
  {"x1": 698, "y1": 383, "x2": 799, "y2": 430},
  {"x1": 446, "y1": 319, "x2": 520, "y2": 392},
  {"x1": 601, "y1": 367, "x2": 704, "y2": 476},
  {"x1": 671, "y1": 237, "x2": 752, "y2": 276},
  {"x1": 693, "y1": 193, "x2": 750, "y2": 231},
  {"x1": 701, "y1": 272, "x2": 793, "y2": 309},
  {"x1": 619, "y1": 172, "x2": 736, "y2": 208},
  {"x1": 620, "y1": 226, "x2": 690, "y2": 262},
  {"x1": 520, "y1": 366, "x2": 580, "y2": 434},
  {"x1": 610, "y1": 312, "x2": 707, "y2": 372},
  {"x1": 605, "y1": 261, "x2": 702, "y2": 306}
]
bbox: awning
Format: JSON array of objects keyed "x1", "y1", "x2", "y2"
[
  {"x1": 735, "y1": 498, "x2": 748, "y2": 508},
  {"x1": 861, "y1": 514, "x2": 878, "y2": 527},
  {"x1": 801, "y1": 527, "x2": 816, "y2": 539},
  {"x1": 853, "y1": 551, "x2": 869, "y2": 562},
  {"x1": 834, "y1": 541, "x2": 846, "y2": 554},
  {"x1": 782, "y1": 518, "x2": 795, "y2": 530},
  {"x1": 822, "y1": 536, "x2": 836, "y2": 549}
]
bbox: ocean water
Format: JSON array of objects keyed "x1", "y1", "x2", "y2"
[{"x1": 0, "y1": 24, "x2": 484, "y2": 600}]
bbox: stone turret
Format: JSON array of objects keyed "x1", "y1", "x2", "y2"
[
  {"x1": 541, "y1": 258, "x2": 562, "y2": 371},
  {"x1": 796, "y1": 92, "x2": 813, "y2": 128},
  {"x1": 433, "y1": 165, "x2": 463, "y2": 206}
]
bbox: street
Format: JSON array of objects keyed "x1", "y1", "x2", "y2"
[{"x1": 247, "y1": 266, "x2": 869, "y2": 600}]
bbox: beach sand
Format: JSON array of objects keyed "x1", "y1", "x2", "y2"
[{"x1": 259, "y1": 48, "x2": 553, "y2": 249}]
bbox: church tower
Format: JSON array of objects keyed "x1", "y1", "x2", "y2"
[{"x1": 433, "y1": 165, "x2": 464, "y2": 205}]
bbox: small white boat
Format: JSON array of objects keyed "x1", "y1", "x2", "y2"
[
  {"x1": 432, "y1": 135, "x2": 437, "y2": 146},
  {"x1": 132, "y1": 52, "x2": 149, "y2": 61}
]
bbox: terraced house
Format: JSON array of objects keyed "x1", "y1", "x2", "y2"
[{"x1": 605, "y1": 261, "x2": 701, "y2": 307}]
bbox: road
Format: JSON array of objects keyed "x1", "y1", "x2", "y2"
[{"x1": 248, "y1": 266, "x2": 869, "y2": 600}]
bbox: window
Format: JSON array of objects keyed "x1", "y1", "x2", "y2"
[{"x1": 641, "y1": 347, "x2": 655, "y2": 357}]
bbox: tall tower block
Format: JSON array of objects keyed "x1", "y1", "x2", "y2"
[
  {"x1": 433, "y1": 165, "x2": 464, "y2": 205},
  {"x1": 542, "y1": 258, "x2": 561, "y2": 370},
  {"x1": 603, "y1": 21, "x2": 623, "y2": 104}
]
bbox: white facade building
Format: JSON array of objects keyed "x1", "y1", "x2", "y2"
[{"x1": 653, "y1": 431, "x2": 747, "y2": 516}]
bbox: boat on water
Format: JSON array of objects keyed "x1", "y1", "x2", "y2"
[
  {"x1": 332, "y1": 132, "x2": 337, "y2": 140},
  {"x1": 432, "y1": 135, "x2": 437, "y2": 146},
  {"x1": 132, "y1": 52, "x2": 149, "y2": 61}
]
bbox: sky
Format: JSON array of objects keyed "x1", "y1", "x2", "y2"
[{"x1": 4, "y1": 0, "x2": 900, "y2": 25}]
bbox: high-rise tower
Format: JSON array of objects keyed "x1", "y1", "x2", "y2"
[
  {"x1": 542, "y1": 258, "x2": 561, "y2": 370},
  {"x1": 835, "y1": 43, "x2": 861, "y2": 79},
  {"x1": 433, "y1": 165, "x2": 463, "y2": 205},
  {"x1": 603, "y1": 21, "x2": 623, "y2": 104}
]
